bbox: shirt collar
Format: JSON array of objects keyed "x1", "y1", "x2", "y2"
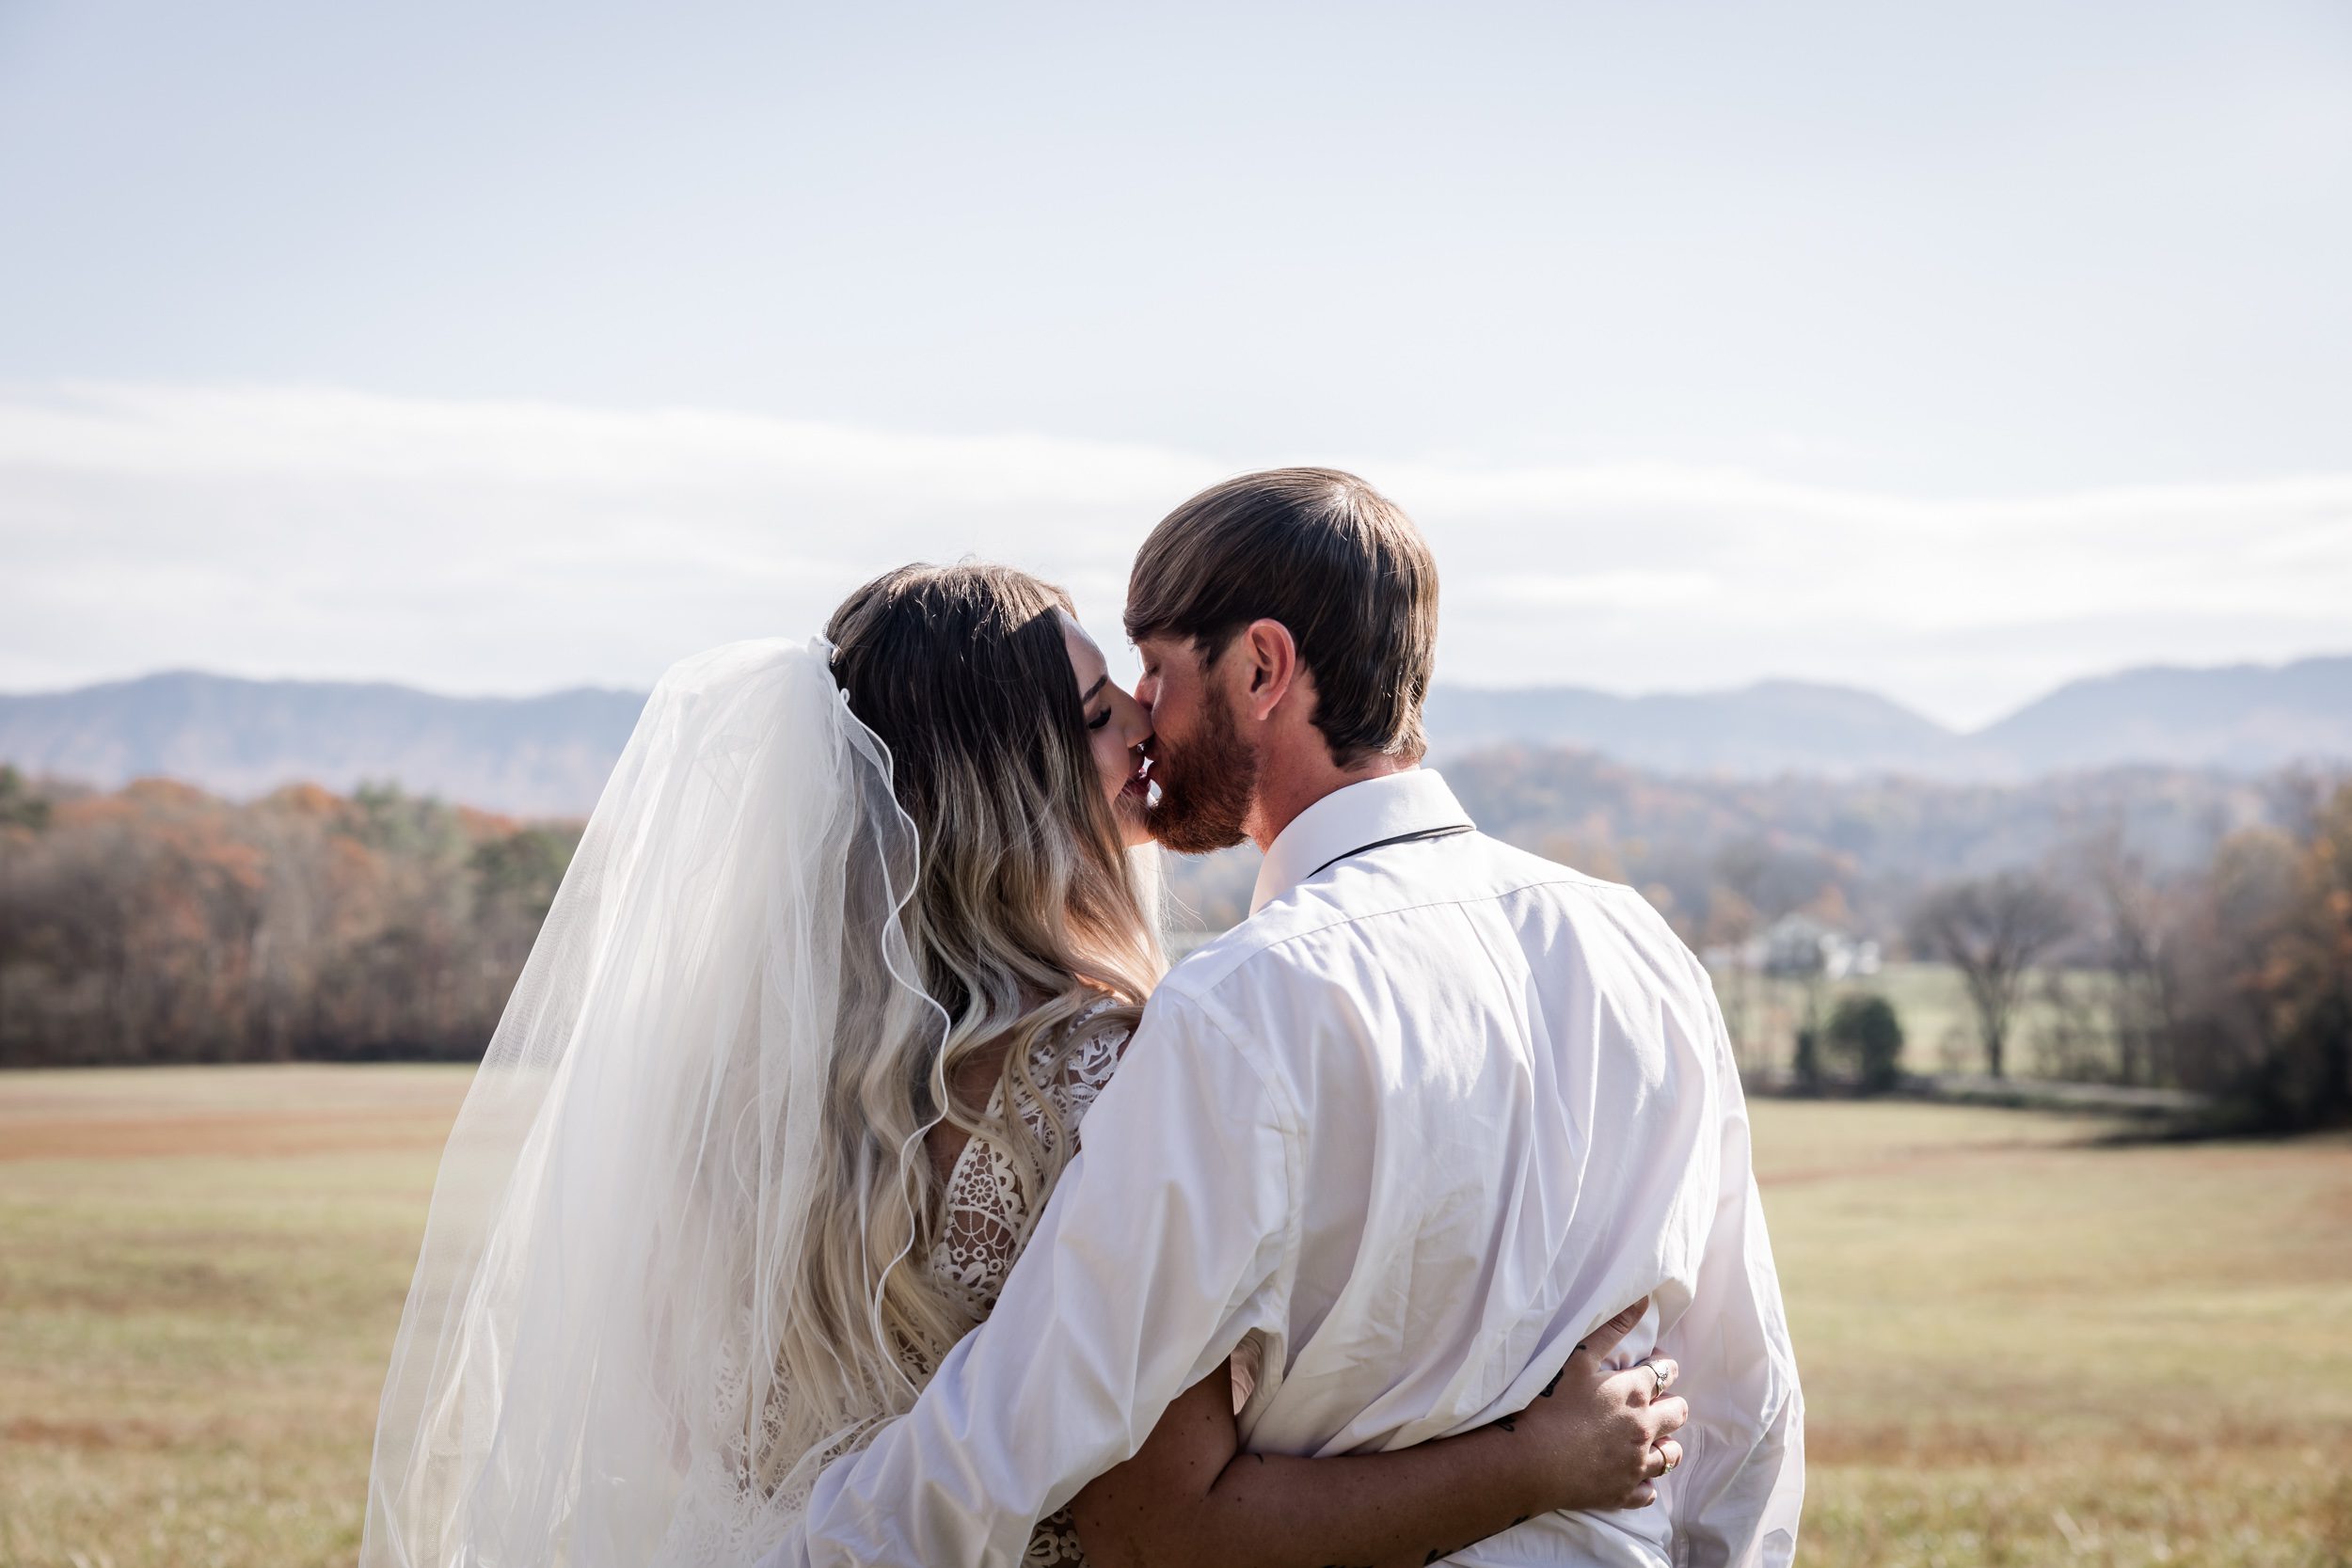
[{"x1": 1248, "y1": 768, "x2": 1476, "y2": 916}]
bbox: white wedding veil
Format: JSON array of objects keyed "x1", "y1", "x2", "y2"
[{"x1": 360, "y1": 637, "x2": 946, "y2": 1568}]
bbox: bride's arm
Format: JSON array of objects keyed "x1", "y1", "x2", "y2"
[{"x1": 1067, "y1": 1301, "x2": 1685, "y2": 1568}]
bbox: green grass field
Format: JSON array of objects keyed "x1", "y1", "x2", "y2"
[
  {"x1": 1710, "y1": 960, "x2": 2134, "y2": 1083},
  {"x1": 3, "y1": 1068, "x2": 2349, "y2": 1568}
]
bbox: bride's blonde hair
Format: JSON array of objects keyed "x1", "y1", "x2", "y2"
[{"x1": 776, "y1": 562, "x2": 1163, "y2": 1463}]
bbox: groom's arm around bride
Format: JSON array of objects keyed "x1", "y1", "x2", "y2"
[{"x1": 770, "y1": 469, "x2": 1803, "y2": 1568}]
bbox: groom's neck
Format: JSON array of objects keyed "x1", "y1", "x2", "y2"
[{"x1": 1247, "y1": 749, "x2": 1417, "y2": 853}]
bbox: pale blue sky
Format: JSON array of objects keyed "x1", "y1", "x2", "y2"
[{"x1": 3, "y1": 2, "x2": 2348, "y2": 724}]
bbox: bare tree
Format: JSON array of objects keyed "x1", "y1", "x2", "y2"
[
  {"x1": 1706, "y1": 843, "x2": 1769, "y2": 1076},
  {"x1": 2075, "y1": 828, "x2": 2180, "y2": 1086},
  {"x1": 1907, "y1": 872, "x2": 2077, "y2": 1079}
]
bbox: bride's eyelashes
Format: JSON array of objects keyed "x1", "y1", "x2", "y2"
[{"x1": 1089, "y1": 708, "x2": 1113, "y2": 731}]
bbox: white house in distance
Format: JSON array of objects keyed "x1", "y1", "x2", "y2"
[{"x1": 1744, "y1": 913, "x2": 1882, "y2": 982}]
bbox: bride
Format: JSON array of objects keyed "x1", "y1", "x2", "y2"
[{"x1": 361, "y1": 562, "x2": 1685, "y2": 1568}]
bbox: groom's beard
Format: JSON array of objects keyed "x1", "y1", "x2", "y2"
[{"x1": 1146, "y1": 682, "x2": 1259, "y2": 855}]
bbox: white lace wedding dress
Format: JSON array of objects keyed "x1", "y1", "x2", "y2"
[
  {"x1": 366, "y1": 641, "x2": 1190, "y2": 1568},
  {"x1": 921, "y1": 1002, "x2": 1131, "y2": 1566}
]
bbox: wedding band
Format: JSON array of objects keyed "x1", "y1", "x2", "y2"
[{"x1": 1660, "y1": 1443, "x2": 1679, "y2": 1472}]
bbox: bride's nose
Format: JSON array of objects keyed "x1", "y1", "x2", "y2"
[{"x1": 1120, "y1": 694, "x2": 1154, "y2": 751}]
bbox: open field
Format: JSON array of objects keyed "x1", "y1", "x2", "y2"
[
  {"x1": 1709, "y1": 960, "x2": 2137, "y2": 1084},
  {"x1": 3, "y1": 1069, "x2": 2349, "y2": 1568}
]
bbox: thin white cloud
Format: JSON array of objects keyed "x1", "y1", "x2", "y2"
[
  {"x1": 2, "y1": 382, "x2": 2347, "y2": 729},
  {"x1": 1463, "y1": 571, "x2": 1724, "y2": 610}
]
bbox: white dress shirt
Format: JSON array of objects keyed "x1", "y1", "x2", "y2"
[{"x1": 774, "y1": 769, "x2": 1804, "y2": 1568}]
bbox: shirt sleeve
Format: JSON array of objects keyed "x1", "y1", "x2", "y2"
[
  {"x1": 1660, "y1": 965, "x2": 1806, "y2": 1568},
  {"x1": 763, "y1": 989, "x2": 1295, "y2": 1568}
]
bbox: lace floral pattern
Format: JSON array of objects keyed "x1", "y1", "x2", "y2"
[
  {"x1": 930, "y1": 1006, "x2": 1128, "y2": 1318},
  {"x1": 926, "y1": 1003, "x2": 1130, "y2": 1566}
]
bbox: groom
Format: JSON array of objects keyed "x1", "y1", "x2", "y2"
[{"x1": 777, "y1": 468, "x2": 1803, "y2": 1565}]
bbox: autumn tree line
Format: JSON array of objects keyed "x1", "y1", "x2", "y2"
[
  {"x1": 0, "y1": 767, "x2": 578, "y2": 1066},
  {"x1": 1, "y1": 761, "x2": 2346, "y2": 1129}
]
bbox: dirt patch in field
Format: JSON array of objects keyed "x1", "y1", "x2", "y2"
[
  {"x1": 1807, "y1": 1420, "x2": 2036, "y2": 1467},
  {"x1": 1807, "y1": 1413, "x2": 2352, "y2": 1470},
  {"x1": 0, "y1": 1108, "x2": 456, "y2": 1162},
  {"x1": 1, "y1": 1414, "x2": 182, "y2": 1451},
  {"x1": 1760, "y1": 1137, "x2": 2092, "y2": 1188}
]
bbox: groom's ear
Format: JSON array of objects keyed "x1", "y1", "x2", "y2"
[{"x1": 1234, "y1": 618, "x2": 1300, "y2": 722}]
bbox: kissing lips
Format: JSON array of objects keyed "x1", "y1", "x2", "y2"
[{"x1": 1121, "y1": 750, "x2": 1155, "y2": 806}]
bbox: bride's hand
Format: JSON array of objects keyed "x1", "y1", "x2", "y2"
[{"x1": 1499, "y1": 1298, "x2": 1688, "y2": 1513}]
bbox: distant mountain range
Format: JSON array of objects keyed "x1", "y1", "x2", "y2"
[
  {"x1": 1426, "y1": 657, "x2": 2352, "y2": 780},
  {"x1": 3, "y1": 655, "x2": 2347, "y2": 816},
  {"x1": 0, "y1": 672, "x2": 644, "y2": 817},
  {"x1": 1162, "y1": 747, "x2": 2303, "y2": 934},
  {"x1": 1423, "y1": 680, "x2": 1963, "y2": 777}
]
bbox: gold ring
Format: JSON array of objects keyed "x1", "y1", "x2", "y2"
[{"x1": 1661, "y1": 1443, "x2": 1679, "y2": 1471}]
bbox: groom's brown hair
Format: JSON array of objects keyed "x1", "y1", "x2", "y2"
[{"x1": 1125, "y1": 467, "x2": 1438, "y2": 766}]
